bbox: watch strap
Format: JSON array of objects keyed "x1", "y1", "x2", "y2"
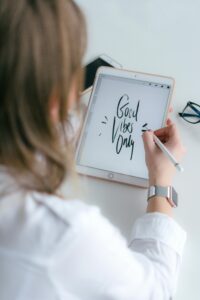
[{"x1": 148, "y1": 185, "x2": 178, "y2": 208}]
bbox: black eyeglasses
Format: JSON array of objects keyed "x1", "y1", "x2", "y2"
[{"x1": 179, "y1": 101, "x2": 200, "y2": 124}]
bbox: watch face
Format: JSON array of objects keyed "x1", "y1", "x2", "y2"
[{"x1": 171, "y1": 187, "x2": 178, "y2": 207}]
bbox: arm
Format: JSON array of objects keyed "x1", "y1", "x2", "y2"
[
  {"x1": 127, "y1": 119, "x2": 186, "y2": 298},
  {"x1": 51, "y1": 121, "x2": 186, "y2": 299},
  {"x1": 142, "y1": 119, "x2": 186, "y2": 216},
  {"x1": 51, "y1": 205, "x2": 186, "y2": 300}
]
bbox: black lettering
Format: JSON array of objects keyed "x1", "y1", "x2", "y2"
[
  {"x1": 108, "y1": 94, "x2": 143, "y2": 161},
  {"x1": 116, "y1": 94, "x2": 129, "y2": 118},
  {"x1": 112, "y1": 116, "x2": 119, "y2": 143}
]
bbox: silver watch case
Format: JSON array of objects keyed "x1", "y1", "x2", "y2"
[{"x1": 148, "y1": 186, "x2": 178, "y2": 208}]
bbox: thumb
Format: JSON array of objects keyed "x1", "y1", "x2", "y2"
[{"x1": 142, "y1": 130, "x2": 155, "y2": 153}]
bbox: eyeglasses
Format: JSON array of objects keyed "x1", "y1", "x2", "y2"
[{"x1": 179, "y1": 101, "x2": 200, "y2": 124}]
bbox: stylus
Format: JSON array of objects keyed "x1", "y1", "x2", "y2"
[{"x1": 153, "y1": 133, "x2": 184, "y2": 172}]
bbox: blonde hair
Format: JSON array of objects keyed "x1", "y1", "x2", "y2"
[{"x1": 0, "y1": 0, "x2": 86, "y2": 193}]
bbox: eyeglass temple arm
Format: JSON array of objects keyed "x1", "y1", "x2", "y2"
[
  {"x1": 188, "y1": 103, "x2": 200, "y2": 116},
  {"x1": 179, "y1": 112, "x2": 200, "y2": 118}
]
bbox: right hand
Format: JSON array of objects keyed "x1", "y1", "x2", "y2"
[{"x1": 142, "y1": 119, "x2": 186, "y2": 186}]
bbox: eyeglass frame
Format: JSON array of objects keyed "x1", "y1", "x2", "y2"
[{"x1": 179, "y1": 101, "x2": 200, "y2": 124}]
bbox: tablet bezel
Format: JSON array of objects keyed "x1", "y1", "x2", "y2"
[{"x1": 75, "y1": 67, "x2": 175, "y2": 188}]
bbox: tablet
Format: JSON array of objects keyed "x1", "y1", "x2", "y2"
[{"x1": 76, "y1": 67, "x2": 174, "y2": 187}]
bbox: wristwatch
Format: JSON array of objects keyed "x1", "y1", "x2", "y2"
[{"x1": 147, "y1": 186, "x2": 178, "y2": 208}]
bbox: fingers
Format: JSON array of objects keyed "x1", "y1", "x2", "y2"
[
  {"x1": 142, "y1": 130, "x2": 155, "y2": 153},
  {"x1": 166, "y1": 118, "x2": 173, "y2": 126},
  {"x1": 144, "y1": 122, "x2": 184, "y2": 155},
  {"x1": 154, "y1": 121, "x2": 175, "y2": 138},
  {"x1": 154, "y1": 126, "x2": 170, "y2": 138},
  {"x1": 154, "y1": 124, "x2": 180, "y2": 147},
  {"x1": 167, "y1": 123, "x2": 181, "y2": 143},
  {"x1": 144, "y1": 121, "x2": 176, "y2": 147},
  {"x1": 166, "y1": 106, "x2": 173, "y2": 125},
  {"x1": 154, "y1": 123, "x2": 184, "y2": 156}
]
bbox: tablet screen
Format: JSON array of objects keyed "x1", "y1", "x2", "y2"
[{"x1": 77, "y1": 73, "x2": 171, "y2": 179}]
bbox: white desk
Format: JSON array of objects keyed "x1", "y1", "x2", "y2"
[{"x1": 74, "y1": 1, "x2": 200, "y2": 299}]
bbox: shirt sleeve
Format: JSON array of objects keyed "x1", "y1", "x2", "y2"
[
  {"x1": 50, "y1": 207, "x2": 186, "y2": 300},
  {"x1": 129, "y1": 212, "x2": 187, "y2": 298}
]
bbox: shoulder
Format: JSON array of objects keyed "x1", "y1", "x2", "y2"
[
  {"x1": 31, "y1": 191, "x2": 99, "y2": 226},
  {"x1": 32, "y1": 192, "x2": 127, "y2": 251},
  {"x1": 0, "y1": 188, "x2": 126, "y2": 259},
  {"x1": 31, "y1": 192, "x2": 127, "y2": 257},
  {"x1": 32, "y1": 191, "x2": 123, "y2": 242},
  {"x1": 0, "y1": 189, "x2": 103, "y2": 257}
]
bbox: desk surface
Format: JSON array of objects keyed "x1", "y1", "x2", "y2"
[{"x1": 73, "y1": 1, "x2": 200, "y2": 299}]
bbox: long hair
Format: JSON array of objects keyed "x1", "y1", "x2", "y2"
[{"x1": 0, "y1": 0, "x2": 86, "y2": 193}]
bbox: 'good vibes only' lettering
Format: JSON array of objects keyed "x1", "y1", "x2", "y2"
[{"x1": 112, "y1": 94, "x2": 140, "y2": 160}]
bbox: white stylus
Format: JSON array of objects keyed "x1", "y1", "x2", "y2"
[{"x1": 153, "y1": 133, "x2": 184, "y2": 172}]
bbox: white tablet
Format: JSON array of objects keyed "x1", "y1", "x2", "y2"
[{"x1": 76, "y1": 67, "x2": 174, "y2": 187}]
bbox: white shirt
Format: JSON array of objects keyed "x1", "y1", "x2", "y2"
[{"x1": 0, "y1": 168, "x2": 186, "y2": 300}]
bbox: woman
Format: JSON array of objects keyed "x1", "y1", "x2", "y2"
[{"x1": 0, "y1": 0, "x2": 186, "y2": 299}]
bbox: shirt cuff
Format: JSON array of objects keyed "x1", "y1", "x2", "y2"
[{"x1": 130, "y1": 212, "x2": 187, "y2": 257}]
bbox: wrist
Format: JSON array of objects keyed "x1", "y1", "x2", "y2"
[
  {"x1": 149, "y1": 174, "x2": 173, "y2": 187},
  {"x1": 147, "y1": 196, "x2": 173, "y2": 216},
  {"x1": 147, "y1": 185, "x2": 178, "y2": 215}
]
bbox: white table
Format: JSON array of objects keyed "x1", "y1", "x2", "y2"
[{"x1": 73, "y1": 1, "x2": 200, "y2": 299}]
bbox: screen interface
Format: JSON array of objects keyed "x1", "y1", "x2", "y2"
[{"x1": 78, "y1": 74, "x2": 171, "y2": 179}]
